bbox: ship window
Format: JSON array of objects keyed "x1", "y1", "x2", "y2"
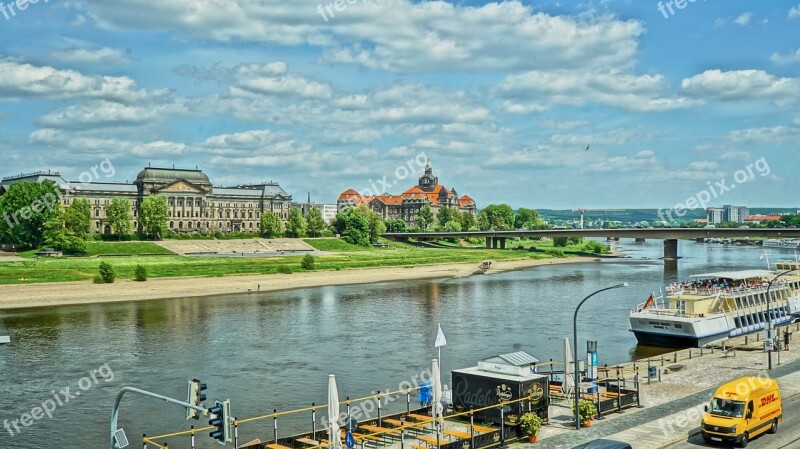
[{"x1": 673, "y1": 324, "x2": 683, "y2": 329}]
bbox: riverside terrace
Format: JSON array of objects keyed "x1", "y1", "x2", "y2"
[{"x1": 383, "y1": 228, "x2": 800, "y2": 261}]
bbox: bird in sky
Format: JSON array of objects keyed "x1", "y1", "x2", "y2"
[{"x1": 585, "y1": 144, "x2": 590, "y2": 151}]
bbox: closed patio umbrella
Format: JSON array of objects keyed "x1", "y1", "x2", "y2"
[
  {"x1": 562, "y1": 337, "x2": 574, "y2": 396},
  {"x1": 328, "y1": 374, "x2": 341, "y2": 449},
  {"x1": 433, "y1": 358, "x2": 443, "y2": 430}
]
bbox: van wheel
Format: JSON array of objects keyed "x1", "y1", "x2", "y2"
[
  {"x1": 738, "y1": 432, "x2": 749, "y2": 448},
  {"x1": 768, "y1": 419, "x2": 778, "y2": 434}
]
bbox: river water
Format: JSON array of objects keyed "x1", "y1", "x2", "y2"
[{"x1": 0, "y1": 240, "x2": 796, "y2": 448}]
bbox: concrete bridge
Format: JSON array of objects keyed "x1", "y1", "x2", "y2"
[{"x1": 384, "y1": 228, "x2": 800, "y2": 260}]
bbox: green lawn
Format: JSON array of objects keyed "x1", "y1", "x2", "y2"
[{"x1": 0, "y1": 238, "x2": 572, "y2": 285}]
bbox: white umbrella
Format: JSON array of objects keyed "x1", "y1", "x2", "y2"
[
  {"x1": 432, "y1": 358, "x2": 443, "y2": 430},
  {"x1": 562, "y1": 337, "x2": 574, "y2": 396},
  {"x1": 328, "y1": 374, "x2": 341, "y2": 449}
]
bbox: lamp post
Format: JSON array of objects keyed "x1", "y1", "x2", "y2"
[
  {"x1": 766, "y1": 270, "x2": 792, "y2": 370},
  {"x1": 573, "y1": 283, "x2": 628, "y2": 430}
]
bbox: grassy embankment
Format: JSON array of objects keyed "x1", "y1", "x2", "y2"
[{"x1": 0, "y1": 238, "x2": 579, "y2": 285}]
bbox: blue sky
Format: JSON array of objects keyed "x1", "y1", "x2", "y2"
[{"x1": 0, "y1": 0, "x2": 798, "y2": 209}]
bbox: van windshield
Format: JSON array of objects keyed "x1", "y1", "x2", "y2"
[{"x1": 709, "y1": 399, "x2": 745, "y2": 418}]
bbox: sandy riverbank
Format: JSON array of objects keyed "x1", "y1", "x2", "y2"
[{"x1": 0, "y1": 256, "x2": 598, "y2": 310}]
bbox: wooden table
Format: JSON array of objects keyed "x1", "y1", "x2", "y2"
[
  {"x1": 266, "y1": 444, "x2": 292, "y2": 449},
  {"x1": 417, "y1": 435, "x2": 446, "y2": 447},
  {"x1": 443, "y1": 430, "x2": 472, "y2": 440},
  {"x1": 296, "y1": 438, "x2": 320, "y2": 446},
  {"x1": 470, "y1": 425, "x2": 496, "y2": 434},
  {"x1": 406, "y1": 413, "x2": 433, "y2": 422},
  {"x1": 383, "y1": 418, "x2": 405, "y2": 427}
]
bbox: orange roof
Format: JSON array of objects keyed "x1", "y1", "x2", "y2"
[
  {"x1": 371, "y1": 195, "x2": 403, "y2": 205},
  {"x1": 338, "y1": 189, "x2": 361, "y2": 201},
  {"x1": 745, "y1": 215, "x2": 782, "y2": 221},
  {"x1": 459, "y1": 195, "x2": 475, "y2": 207}
]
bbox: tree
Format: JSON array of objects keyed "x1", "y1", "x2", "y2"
[
  {"x1": 460, "y1": 211, "x2": 477, "y2": 231},
  {"x1": 515, "y1": 208, "x2": 542, "y2": 229},
  {"x1": 553, "y1": 237, "x2": 569, "y2": 247},
  {"x1": 98, "y1": 262, "x2": 116, "y2": 283},
  {"x1": 134, "y1": 264, "x2": 148, "y2": 281},
  {"x1": 416, "y1": 204, "x2": 434, "y2": 231},
  {"x1": 385, "y1": 219, "x2": 407, "y2": 233},
  {"x1": 368, "y1": 212, "x2": 387, "y2": 243},
  {"x1": 445, "y1": 220, "x2": 462, "y2": 232},
  {"x1": 477, "y1": 204, "x2": 515, "y2": 230},
  {"x1": 286, "y1": 207, "x2": 307, "y2": 238},
  {"x1": 140, "y1": 195, "x2": 168, "y2": 239},
  {"x1": 0, "y1": 180, "x2": 61, "y2": 248},
  {"x1": 437, "y1": 207, "x2": 457, "y2": 229},
  {"x1": 63, "y1": 198, "x2": 91, "y2": 238},
  {"x1": 259, "y1": 211, "x2": 283, "y2": 237},
  {"x1": 331, "y1": 206, "x2": 371, "y2": 246},
  {"x1": 306, "y1": 207, "x2": 326, "y2": 237},
  {"x1": 43, "y1": 207, "x2": 86, "y2": 254},
  {"x1": 106, "y1": 198, "x2": 132, "y2": 239}
]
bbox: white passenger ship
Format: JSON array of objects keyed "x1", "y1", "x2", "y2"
[
  {"x1": 629, "y1": 262, "x2": 800, "y2": 347},
  {"x1": 762, "y1": 239, "x2": 800, "y2": 249}
]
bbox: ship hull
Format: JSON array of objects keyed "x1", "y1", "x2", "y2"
[{"x1": 630, "y1": 329, "x2": 729, "y2": 348}]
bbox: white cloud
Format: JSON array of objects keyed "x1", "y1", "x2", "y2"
[
  {"x1": 687, "y1": 161, "x2": 719, "y2": 171},
  {"x1": 231, "y1": 62, "x2": 332, "y2": 99},
  {"x1": 38, "y1": 99, "x2": 188, "y2": 129},
  {"x1": 728, "y1": 126, "x2": 799, "y2": 143},
  {"x1": 52, "y1": 47, "x2": 130, "y2": 64},
  {"x1": 584, "y1": 149, "x2": 658, "y2": 173},
  {"x1": 0, "y1": 59, "x2": 157, "y2": 102},
  {"x1": 770, "y1": 48, "x2": 800, "y2": 65},
  {"x1": 495, "y1": 70, "x2": 693, "y2": 112},
  {"x1": 734, "y1": 12, "x2": 752, "y2": 26},
  {"x1": 73, "y1": 0, "x2": 644, "y2": 74},
  {"x1": 681, "y1": 70, "x2": 800, "y2": 105},
  {"x1": 790, "y1": 4, "x2": 800, "y2": 19}
]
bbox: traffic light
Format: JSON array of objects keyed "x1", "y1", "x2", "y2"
[
  {"x1": 208, "y1": 400, "x2": 231, "y2": 445},
  {"x1": 186, "y1": 379, "x2": 207, "y2": 420}
]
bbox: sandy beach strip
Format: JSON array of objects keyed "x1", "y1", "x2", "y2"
[{"x1": 0, "y1": 256, "x2": 599, "y2": 310}]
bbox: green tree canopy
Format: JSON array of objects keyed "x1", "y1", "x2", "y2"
[
  {"x1": 306, "y1": 207, "x2": 327, "y2": 237},
  {"x1": 416, "y1": 204, "x2": 434, "y2": 231},
  {"x1": 286, "y1": 207, "x2": 307, "y2": 238},
  {"x1": 63, "y1": 198, "x2": 91, "y2": 238},
  {"x1": 0, "y1": 180, "x2": 61, "y2": 248},
  {"x1": 459, "y1": 211, "x2": 477, "y2": 231},
  {"x1": 385, "y1": 219, "x2": 407, "y2": 233},
  {"x1": 436, "y1": 207, "x2": 457, "y2": 229},
  {"x1": 140, "y1": 195, "x2": 168, "y2": 239},
  {"x1": 106, "y1": 198, "x2": 133, "y2": 239},
  {"x1": 259, "y1": 211, "x2": 284, "y2": 237},
  {"x1": 332, "y1": 205, "x2": 379, "y2": 246},
  {"x1": 43, "y1": 206, "x2": 87, "y2": 254},
  {"x1": 515, "y1": 208, "x2": 543, "y2": 229},
  {"x1": 477, "y1": 204, "x2": 515, "y2": 230}
]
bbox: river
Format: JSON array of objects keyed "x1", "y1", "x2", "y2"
[{"x1": 0, "y1": 239, "x2": 796, "y2": 448}]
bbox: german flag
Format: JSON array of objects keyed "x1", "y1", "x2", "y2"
[{"x1": 642, "y1": 294, "x2": 655, "y2": 310}]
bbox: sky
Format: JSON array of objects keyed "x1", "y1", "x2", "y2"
[{"x1": 0, "y1": 0, "x2": 798, "y2": 209}]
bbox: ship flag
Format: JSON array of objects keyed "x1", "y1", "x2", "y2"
[{"x1": 642, "y1": 294, "x2": 655, "y2": 310}]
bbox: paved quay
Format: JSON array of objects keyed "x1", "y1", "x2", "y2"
[{"x1": 513, "y1": 325, "x2": 800, "y2": 449}]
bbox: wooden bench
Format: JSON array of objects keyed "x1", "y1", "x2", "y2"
[
  {"x1": 266, "y1": 444, "x2": 292, "y2": 449},
  {"x1": 470, "y1": 425, "x2": 495, "y2": 434},
  {"x1": 412, "y1": 445, "x2": 428, "y2": 449},
  {"x1": 443, "y1": 430, "x2": 472, "y2": 440},
  {"x1": 296, "y1": 438, "x2": 321, "y2": 447}
]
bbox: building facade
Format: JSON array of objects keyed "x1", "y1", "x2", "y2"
[
  {"x1": 0, "y1": 167, "x2": 292, "y2": 235},
  {"x1": 337, "y1": 159, "x2": 477, "y2": 227}
]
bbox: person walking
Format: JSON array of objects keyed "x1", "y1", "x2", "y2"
[{"x1": 784, "y1": 329, "x2": 791, "y2": 351}]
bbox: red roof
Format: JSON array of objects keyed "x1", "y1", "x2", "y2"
[
  {"x1": 745, "y1": 215, "x2": 782, "y2": 222},
  {"x1": 338, "y1": 189, "x2": 361, "y2": 201},
  {"x1": 459, "y1": 195, "x2": 475, "y2": 207},
  {"x1": 371, "y1": 195, "x2": 403, "y2": 205}
]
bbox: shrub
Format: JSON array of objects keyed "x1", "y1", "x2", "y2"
[
  {"x1": 553, "y1": 237, "x2": 569, "y2": 247},
  {"x1": 277, "y1": 265, "x2": 293, "y2": 274},
  {"x1": 545, "y1": 248, "x2": 565, "y2": 257},
  {"x1": 582, "y1": 240, "x2": 608, "y2": 254},
  {"x1": 98, "y1": 262, "x2": 116, "y2": 283},
  {"x1": 134, "y1": 264, "x2": 148, "y2": 282},
  {"x1": 573, "y1": 399, "x2": 598, "y2": 422},
  {"x1": 300, "y1": 254, "x2": 316, "y2": 270},
  {"x1": 519, "y1": 412, "x2": 543, "y2": 437},
  {"x1": 92, "y1": 274, "x2": 105, "y2": 284}
]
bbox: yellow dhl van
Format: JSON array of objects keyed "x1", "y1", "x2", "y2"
[{"x1": 700, "y1": 377, "x2": 781, "y2": 447}]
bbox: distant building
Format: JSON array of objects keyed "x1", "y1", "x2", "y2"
[
  {"x1": 293, "y1": 201, "x2": 338, "y2": 225},
  {"x1": 723, "y1": 205, "x2": 750, "y2": 223},
  {"x1": 0, "y1": 167, "x2": 292, "y2": 235},
  {"x1": 707, "y1": 208, "x2": 724, "y2": 224},
  {"x1": 337, "y1": 159, "x2": 477, "y2": 227},
  {"x1": 745, "y1": 215, "x2": 782, "y2": 224}
]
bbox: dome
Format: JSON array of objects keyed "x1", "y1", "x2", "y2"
[{"x1": 135, "y1": 167, "x2": 212, "y2": 186}]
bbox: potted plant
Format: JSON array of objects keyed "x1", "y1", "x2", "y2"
[
  {"x1": 519, "y1": 412, "x2": 542, "y2": 443},
  {"x1": 572, "y1": 400, "x2": 598, "y2": 428}
]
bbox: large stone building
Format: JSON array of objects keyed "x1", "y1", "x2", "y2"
[
  {"x1": 0, "y1": 167, "x2": 292, "y2": 235},
  {"x1": 337, "y1": 159, "x2": 476, "y2": 227}
]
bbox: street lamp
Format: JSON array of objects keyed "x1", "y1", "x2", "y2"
[
  {"x1": 766, "y1": 270, "x2": 792, "y2": 370},
  {"x1": 573, "y1": 283, "x2": 628, "y2": 430}
]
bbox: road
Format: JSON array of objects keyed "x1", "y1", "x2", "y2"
[{"x1": 666, "y1": 394, "x2": 800, "y2": 449}]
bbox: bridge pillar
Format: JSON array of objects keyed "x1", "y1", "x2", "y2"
[
  {"x1": 486, "y1": 237, "x2": 492, "y2": 249},
  {"x1": 663, "y1": 239, "x2": 679, "y2": 260},
  {"x1": 696, "y1": 238, "x2": 705, "y2": 243},
  {"x1": 499, "y1": 238, "x2": 506, "y2": 249},
  {"x1": 635, "y1": 238, "x2": 646, "y2": 243}
]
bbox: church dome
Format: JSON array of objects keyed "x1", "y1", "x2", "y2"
[{"x1": 135, "y1": 167, "x2": 211, "y2": 185}]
